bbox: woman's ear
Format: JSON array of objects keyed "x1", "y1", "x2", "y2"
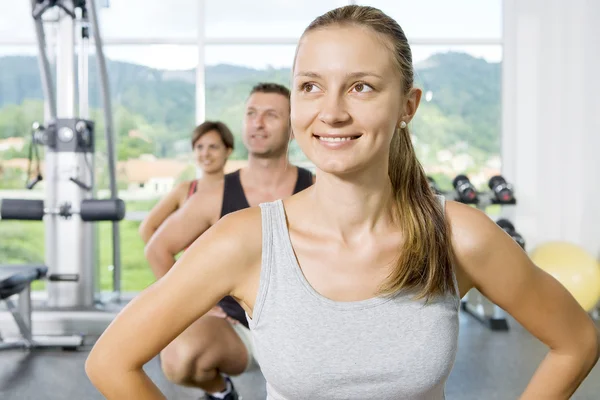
[{"x1": 403, "y1": 87, "x2": 423, "y2": 125}]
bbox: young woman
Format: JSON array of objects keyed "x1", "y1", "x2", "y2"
[
  {"x1": 87, "y1": 6, "x2": 599, "y2": 400},
  {"x1": 138, "y1": 121, "x2": 234, "y2": 244}
]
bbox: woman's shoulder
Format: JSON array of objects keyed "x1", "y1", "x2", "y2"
[
  {"x1": 209, "y1": 206, "x2": 265, "y2": 259},
  {"x1": 172, "y1": 179, "x2": 197, "y2": 196},
  {"x1": 444, "y1": 200, "x2": 501, "y2": 249},
  {"x1": 444, "y1": 200, "x2": 513, "y2": 290},
  {"x1": 216, "y1": 206, "x2": 264, "y2": 236}
]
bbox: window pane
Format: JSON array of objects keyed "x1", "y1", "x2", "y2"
[
  {"x1": 410, "y1": 45, "x2": 502, "y2": 191},
  {"x1": 358, "y1": 0, "x2": 502, "y2": 39},
  {"x1": 205, "y1": 0, "x2": 348, "y2": 38},
  {"x1": 98, "y1": 0, "x2": 198, "y2": 39},
  {"x1": 0, "y1": 44, "x2": 198, "y2": 292},
  {"x1": 0, "y1": 46, "x2": 46, "y2": 290},
  {"x1": 96, "y1": 45, "x2": 197, "y2": 163},
  {"x1": 90, "y1": 45, "x2": 197, "y2": 291},
  {"x1": 0, "y1": 46, "x2": 46, "y2": 182},
  {"x1": 204, "y1": 45, "x2": 305, "y2": 163},
  {"x1": 205, "y1": 44, "x2": 502, "y2": 191}
]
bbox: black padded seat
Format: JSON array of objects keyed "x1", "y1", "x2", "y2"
[{"x1": 0, "y1": 265, "x2": 48, "y2": 300}]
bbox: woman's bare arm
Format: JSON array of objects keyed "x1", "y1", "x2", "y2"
[
  {"x1": 448, "y1": 202, "x2": 599, "y2": 400},
  {"x1": 138, "y1": 181, "x2": 191, "y2": 244},
  {"x1": 86, "y1": 207, "x2": 263, "y2": 399}
]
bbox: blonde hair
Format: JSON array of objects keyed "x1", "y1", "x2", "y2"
[{"x1": 299, "y1": 5, "x2": 456, "y2": 300}]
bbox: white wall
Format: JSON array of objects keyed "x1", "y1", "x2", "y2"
[{"x1": 502, "y1": 0, "x2": 600, "y2": 258}]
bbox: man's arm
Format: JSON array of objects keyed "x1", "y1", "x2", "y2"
[{"x1": 144, "y1": 189, "x2": 218, "y2": 279}]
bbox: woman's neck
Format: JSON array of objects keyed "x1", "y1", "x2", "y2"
[{"x1": 308, "y1": 166, "x2": 395, "y2": 244}]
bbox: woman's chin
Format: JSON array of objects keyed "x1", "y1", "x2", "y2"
[{"x1": 313, "y1": 160, "x2": 363, "y2": 177}]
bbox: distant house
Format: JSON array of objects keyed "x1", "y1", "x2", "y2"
[{"x1": 117, "y1": 155, "x2": 191, "y2": 195}]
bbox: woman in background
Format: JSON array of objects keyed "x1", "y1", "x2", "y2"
[{"x1": 139, "y1": 121, "x2": 234, "y2": 244}]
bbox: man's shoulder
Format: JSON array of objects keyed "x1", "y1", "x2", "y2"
[{"x1": 294, "y1": 165, "x2": 315, "y2": 187}]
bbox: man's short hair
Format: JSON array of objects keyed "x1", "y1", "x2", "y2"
[{"x1": 249, "y1": 82, "x2": 290, "y2": 100}]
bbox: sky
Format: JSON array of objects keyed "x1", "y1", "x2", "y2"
[{"x1": 0, "y1": 0, "x2": 502, "y2": 70}]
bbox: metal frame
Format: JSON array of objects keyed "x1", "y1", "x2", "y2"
[
  {"x1": 0, "y1": 284, "x2": 83, "y2": 351},
  {"x1": 27, "y1": 0, "x2": 121, "y2": 307}
]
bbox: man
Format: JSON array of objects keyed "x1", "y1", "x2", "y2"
[{"x1": 144, "y1": 82, "x2": 314, "y2": 400}]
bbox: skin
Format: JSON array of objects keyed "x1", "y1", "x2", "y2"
[
  {"x1": 86, "y1": 25, "x2": 599, "y2": 400},
  {"x1": 140, "y1": 91, "x2": 308, "y2": 394},
  {"x1": 138, "y1": 130, "x2": 231, "y2": 244}
]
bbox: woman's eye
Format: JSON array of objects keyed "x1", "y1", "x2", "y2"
[
  {"x1": 353, "y1": 83, "x2": 373, "y2": 93},
  {"x1": 302, "y1": 83, "x2": 320, "y2": 93}
]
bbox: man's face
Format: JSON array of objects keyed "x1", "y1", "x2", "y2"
[{"x1": 242, "y1": 92, "x2": 291, "y2": 158}]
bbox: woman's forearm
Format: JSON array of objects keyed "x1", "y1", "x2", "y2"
[
  {"x1": 88, "y1": 368, "x2": 166, "y2": 400},
  {"x1": 520, "y1": 346, "x2": 599, "y2": 400}
]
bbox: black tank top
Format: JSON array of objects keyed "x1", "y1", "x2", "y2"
[{"x1": 218, "y1": 167, "x2": 314, "y2": 328}]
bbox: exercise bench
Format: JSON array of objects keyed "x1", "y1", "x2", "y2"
[{"x1": 0, "y1": 264, "x2": 83, "y2": 350}]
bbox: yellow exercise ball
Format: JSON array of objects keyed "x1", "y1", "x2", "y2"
[{"x1": 530, "y1": 241, "x2": 600, "y2": 312}]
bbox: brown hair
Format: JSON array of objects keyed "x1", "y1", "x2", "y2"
[
  {"x1": 301, "y1": 5, "x2": 456, "y2": 300},
  {"x1": 249, "y1": 82, "x2": 291, "y2": 101},
  {"x1": 191, "y1": 121, "x2": 235, "y2": 150}
]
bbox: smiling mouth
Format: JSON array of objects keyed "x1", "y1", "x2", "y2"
[{"x1": 313, "y1": 134, "x2": 362, "y2": 142}]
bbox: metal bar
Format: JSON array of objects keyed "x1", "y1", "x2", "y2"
[
  {"x1": 86, "y1": 0, "x2": 121, "y2": 301},
  {"x1": 6, "y1": 295, "x2": 33, "y2": 344},
  {"x1": 0, "y1": 37, "x2": 504, "y2": 46},
  {"x1": 196, "y1": 0, "x2": 206, "y2": 124},
  {"x1": 30, "y1": 0, "x2": 57, "y2": 119},
  {"x1": 77, "y1": 7, "x2": 101, "y2": 304},
  {"x1": 87, "y1": 0, "x2": 121, "y2": 301}
]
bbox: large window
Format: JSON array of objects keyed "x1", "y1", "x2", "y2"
[
  {"x1": 92, "y1": 45, "x2": 198, "y2": 291},
  {"x1": 410, "y1": 45, "x2": 502, "y2": 191},
  {"x1": 0, "y1": 1, "x2": 503, "y2": 293}
]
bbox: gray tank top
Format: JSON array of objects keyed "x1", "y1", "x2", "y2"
[{"x1": 249, "y1": 197, "x2": 460, "y2": 400}]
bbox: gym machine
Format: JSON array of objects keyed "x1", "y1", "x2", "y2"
[
  {"x1": 428, "y1": 174, "x2": 523, "y2": 331},
  {"x1": 0, "y1": 0, "x2": 122, "y2": 350}
]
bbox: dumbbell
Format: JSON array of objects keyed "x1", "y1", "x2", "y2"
[
  {"x1": 452, "y1": 174, "x2": 478, "y2": 204},
  {"x1": 488, "y1": 175, "x2": 516, "y2": 205},
  {"x1": 0, "y1": 198, "x2": 125, "y2": 222},
  {"x1": 496, "y1": 218, "x2": 526, "y2": 249}
]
